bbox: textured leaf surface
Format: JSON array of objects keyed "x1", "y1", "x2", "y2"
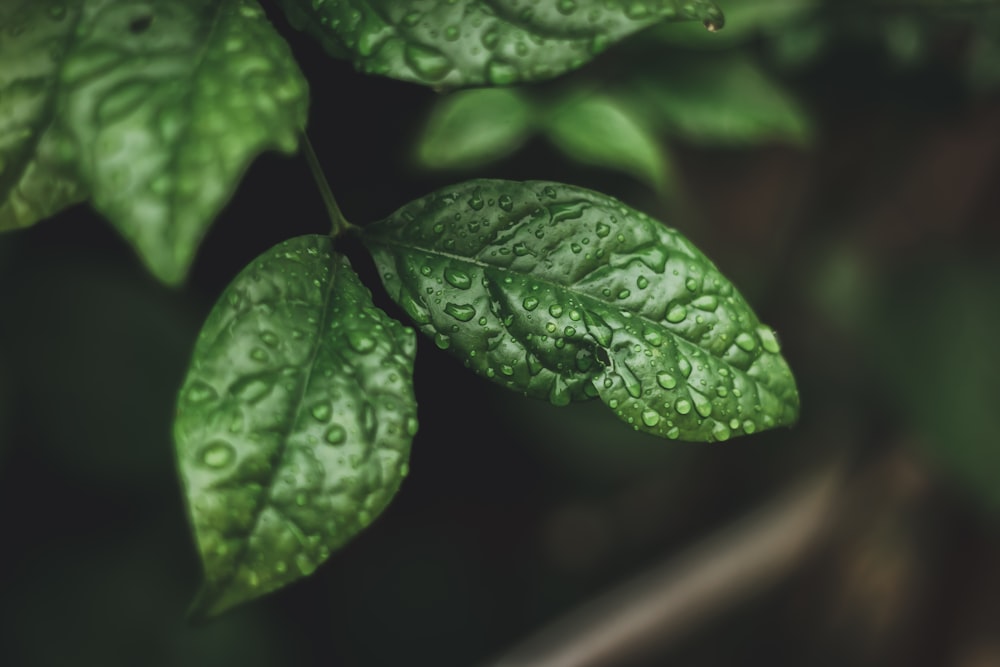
[
  {"x1": 364, "y1": 180, "x2": 798, "y2": 442},
  {"x1": 0, "y1": 1, "x2": 87, "y2": 228},
  {"x1": 277, "y1": 0, "x2": 724, "y2": 88},
  {"x1": 416, "y1": 88, "x2": 533, "y2": 170},
  {"x1": 175, "y1": 236, "x2": 417, "y2": 617},
  {"x1": 0, "y1": 0, "x2": 309, "y2": 285}
]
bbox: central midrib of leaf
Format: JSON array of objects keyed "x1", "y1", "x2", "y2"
[
  {"x1": 222, "y1": 250, "x2": 340, "y2": 591},
  {"x1": 365, "y1": 225, "x2": 740, "y2": 371},
  {"x1": 162, "y1": 0, "x2": 225, "y2": 256}
]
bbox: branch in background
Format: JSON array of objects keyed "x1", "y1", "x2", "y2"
[{"x1": 486, "y1": 461, "x2": 846, "y2": 667}]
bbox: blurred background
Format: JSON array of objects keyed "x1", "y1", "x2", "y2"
[{"x1": 1, "y1": 0, "x2": 999, "y2": 665}]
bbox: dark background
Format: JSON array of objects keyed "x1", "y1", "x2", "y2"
[{"x1": 1, "y1": 2, "x2": 999, "y2": 666}]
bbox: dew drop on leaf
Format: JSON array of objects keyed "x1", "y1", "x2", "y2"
[
  {"x1": 324, "y1": 424, "x2": 347, "y2": 445},
  {"x1": 198, "y1": 441, "x2": 236, "y2": 469},
  {"x1": 444, "y1": 302, "x2": 476, "y2": 322},
  {"x1": 443, "y1": 267, "x2": 472, "y2": 289}
]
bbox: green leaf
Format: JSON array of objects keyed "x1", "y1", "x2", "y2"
[
  {"x1": 416, "y1": 88, "x2": 533, "y2": 170},
  {"x1": 277, "y1": 0, "x2": 725, "y2": 88},
  {"x1": 636, "y1": 52, "x2": 812, "y2": 147},
  {"x1": 0, "y1": 1, "x2": 87, "y2": 228},
  {"x1": 0, "y1": 0, "x2": 309, "y2": 285},
  {"x1": 174, "y1": 236, "x2": 417, "y2": 618},
  {"x1": 543, "y1": 94, "x2": 671, "y2": 189},
  {"x1": 363, "y1": 180, "x2": 798, "y2": 442}
]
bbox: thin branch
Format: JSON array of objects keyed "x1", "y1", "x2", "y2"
[{"x1": 484, "y1": 461, "x2": 846, "y2": 667}]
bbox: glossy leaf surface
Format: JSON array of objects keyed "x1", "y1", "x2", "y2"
[
  {"x1": 175, "y1": 236, "x2": 417, "y2": 617},
  {"x1": 364, "y1": 180, "x2": 798, "y2": 442},
  {"x1": 277, "y1": 0, "x2": 724, "y2": 88},
  {"x1": 0, "y1": 0, "x2": 309, "y2": 285}
]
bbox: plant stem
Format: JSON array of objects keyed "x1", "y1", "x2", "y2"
[{"x1": 302, "y1": 133, "x2": 356, "y2": 237}]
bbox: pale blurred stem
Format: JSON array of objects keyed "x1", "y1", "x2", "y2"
[
  {"x1": 302, "y1": 133, "x2": 356, "y2": 237},
  {"x1": 483, "y1": 461, "x2": 845, "y2": 667}
]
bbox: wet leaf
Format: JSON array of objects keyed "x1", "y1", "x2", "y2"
[
  {"x1": 277, "y1": 0, "x2": 725, "y2": 88},
  {"x1": 0, "y1": 0, "x2": 309, "y2": 285},
  {"x1": 363, "y1": 180, "x2": 798, "y2": 442},
  {"x1": 174, "y1": 236, "x2": 417, "y2": 618},
  {"x1": 416, "y1": 88, "x2": 533, "y2": 170}
]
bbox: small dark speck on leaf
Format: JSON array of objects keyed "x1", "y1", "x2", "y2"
[{"x1": 129, "y1": 15, "x2": 153, "y2": 33}]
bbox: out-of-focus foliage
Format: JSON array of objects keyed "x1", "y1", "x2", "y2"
[{"x1": 870, "y1": 257, "x2": 1000, "y2": 514}]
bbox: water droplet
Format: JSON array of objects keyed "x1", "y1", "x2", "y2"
[
  {"x1": 548, "y1": 378, "x2": 571, "y2": 406},
  {"x1": 564, "y1": 326, "x2": 577, "y2": 337},
  {"x1": 685, "y1": 278, "x2": 698, "y2": 291},
  {"x1": 444, "y1": 25, "x2": 460, "y2": 40},
  {"x1": 643, "y1": 329, "x2": 663, "y2": 347},
  {"x1": 691, "y1": 390, "x2": 713, "y2": 418},
  {"x1": 757, "y1": 326, "x2": 781, "y2": 353},
  {"x1": 513, "y1": 242, "x2": 532, "y2": 256},
  {"x1": 656, "y1": 372, "x2": 677, "y2": 389},
  {"x1": 347, "y1": 330, "x2": 377, "y2": 354},
  {"x1": 666, "y1": 304, "x2": 687, "y2": 323},
  {"x1": 641, "y1": 409, "x2": 660, "y2": 427},
  {"x1": 735, "y1": 332, "x2": 757, "y2": 352},
  {"x1": 401, "y1": 294, "x2": 430, "y2": 324},
  {"x1": 296, "y1": 553, "x2": 317, "y2": 575},
  {"x1": 666, "y1": 425, "x2": 680, "y2": 439},
  {"x1": 443, "y1": 267, "x2": 472, "y2": 289},
  {"x1": 434, "y1": 333, "x2": 451, "y2": 349},
  {"x1": 444, "y1": 302, "x2": 476, "y2": 322},
  {"x1": 557, "y1": 0, "x2": 577, "y2": 14},
  {"x1": 198, "y1": 440, "x2": 235, "y2": 468},
  {"x1": 619, "y1": 363, "x2": 643, "y2": 398},
  {"x1": 618, "y1": 289, "x2": 631, "y2": 300},
  {"x1": 404, "y1": 43, "x2": 453, "y2": 81},
  {"x1": 498, "y1": 194, "x2": 514, "y2": 212},
  {"x1": 250, "y1": 347, "x2": 268, "y2": 362},
  {"x1": 636, "y1": 276, "x2": 649, "y2": 289},
  {"x1": 678, "y1": 358, "x2": 692, "y2": 377},
  {"x1": 675, "y1": 398, "x2": 692, "y2": 415},
  {"x1": 325, "y1": 424, "x2": 346, "y2": 445},
  {"x1": 548, "y1": 304, "x2": 564, "y2": 317},
  {"x1": 186, "y1": 381, "x2": 217, "y2": 403},
  {"x1": 692, "y1": 295, "x2": 718, "y2": 311},
  {"x1": 487, "y1": 59, "x2": 519, "y2": 85},
  {"x1": 712, "y1": 423, "x2": 731, "y2": 441},
  {"x1": 468, "y1": 187, "x2": 485, "y2": 210},
  {"x1": 311, "y1": 402, "x2": 331, "y2": 421},
  {"x1": 595, "y1": 222, "x2": 611, "y2": 238},
  {"x1": 522, "y1": 296, "x2": 539, "y2": 311}
]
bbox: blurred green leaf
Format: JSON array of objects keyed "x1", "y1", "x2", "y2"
[
  {"x1": 415, "y1": 88, "x2": 533, "y2": 170},
  {"x1": 277, "y1": 0, "x2": 725, "y2": 88},
  {"x1": 0, "y1": 0, "x2": 309, "y2": 285},
  {"x1": 543, "y1": 94, "x2": 672, "y2": 190},
  {"x1": 870, "y1": 257, "x2": 1000, "y2": 514},
  {"x1": 636, "y1": 52, "x2": 812, "y2": 146}
]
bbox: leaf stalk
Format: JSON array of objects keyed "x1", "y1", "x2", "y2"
[{"x1": 302, "y1": 133, "x2": 356, "y2": 237}]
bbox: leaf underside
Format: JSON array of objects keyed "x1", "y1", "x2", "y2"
[
  {"x1": 174, "y1": 236, "x2": 417, "y2": 618},
  {"x1": 277, "y1": 0, "x2": 724, "y2": 88},
  {"x1": 363, "y1": 179, "x2": 798, "y2": 442},
  {"x1": 0, "y1": 0, "x2": 309, "y2": 285}
]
